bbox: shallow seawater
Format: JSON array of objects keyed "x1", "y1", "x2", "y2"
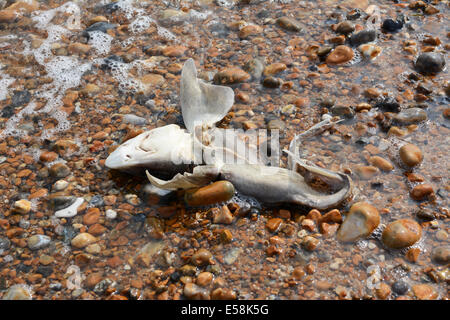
[{"x1": 0, "y1": 0, "x2": 448, "y2": 300}]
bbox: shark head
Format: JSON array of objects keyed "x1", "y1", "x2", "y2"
[{"x1": 105, "y1": 124, "x2": 194, "y2": 173}]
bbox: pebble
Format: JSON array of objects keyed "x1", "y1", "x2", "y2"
[
  {"x1": 2, "y1": 285, "x2": 32, "y2": 300},
  {"x1": 355, "y1": 165, "x2": 379, "y2": 179},
  {"x1": 213, "y1": 67, "x2": 250, "y2": 85},
  {"x1": 393, "y1": 108, "x2": 427, "y2": 125},
  {"x1": 382, "y1": 19, "x2": 403, "y2": 32},
  {"x1": 263, "y1": 63, "x2": 287, "y2": 76},
  {"x1": 210, "y1": 288, "x2": 236, "y2": 300},
  {"x1": 55, "y1": 197, "x2": 85, "y2": 218},
  {"x1": 105, "y1": 209, "x2": 117, "y2": 220},
  {"x1": 212, "y1": 205, "x2": 234, "y2": 224},
  {"x1": 185, "y1": 181, "x2": 235, "y2": 206},
  {"x1": 415, "y1": 53, "x2": 446, "y2": 74},
  {"x1": 412, "y1": 284, "x2": 438, "y2": 300},
  {"x1": 358, "y1": 44, "x2": 382, "y2": 60},
  {"x1": 276, "y1": 16, "x2": 303, "y2": 32},
  {"x1": 39, "y1": 254, "x2": 54, "y2": 265},
  {"x1": 399, "y1": 143, "x2": 423, "y2": 167},
  {"x1": 71, "y1": 233, "x2": 97, "y2": 248},
  {"x1": 239, "y1": 24, "x2": 262, "y2": 39},
  {"x1": 330, "y1": 105, "x2": 355, "y2": 118},
  {"x1": 336, "y1": 21, "x2": 355, "y2": 35},
  {"x1": 0, "y1": 237, "x2": 11, "y2": 250},
  {"x1": 350, "y1": 29, "x2": 377, "y2": 46},
  {"x1": 12, "y1": 199, "x2": 31, "y2": 214},
  {"x1": 243, "y1": 58, "x2": 264, "y2": 80},
  {"x1": 416, "y1": 208, "x2": 436, "y2": 221},
  {"x1": 382, "y1": 219, "x2": 422, "y2": 249},
  {"x1": 392, "y1": 280, "x2": 409, "y2": 295},
  {"x1": 197, "y1": 272, "x2": 213, "y2": 287},
  {"x1": 39, "y1": 151, "x2": 58, "y2": 162},
  {"x1": 27, "y1": 235, "x2": 51, "y2": 250},
  {"x1": 262, "y1": 76, "x2": 281, "y2": 88},
  {"x1": 52, "y1": 180, "x2": 69, "y2": 192},
  {"x1": 375, "y1": 283, "x2": 391, "y2": 300},
  {"x1": 49, "y1": 163, "x2": 71, "y2": 178},
  {"x1": 302, "y1": 236, "x2": 320, "y2": 251},
  {"x1": 183, "y1": 283, "x2": 210, "y2": 300},
  {"x1": 326, "y1": 45, "x2": 354, "y2": 65},
  {"x1": 191, "y1": 249, "x2": 213, "y2": 266},
  {"x1": 337, "y1": 202, "x2": 380, "y2": 242},
  {"x1": 266, "y1": 218, "x2": 282, "y2": 233},
  {"x1": 368, "y1": 156, "x2": 394, "y2": 172},
  {"x1": 410, "y1": 184, "x2": 434, "y2": 201},
  {"x1": 431, "y1": 246, "x2": 450, "y2": 265}
]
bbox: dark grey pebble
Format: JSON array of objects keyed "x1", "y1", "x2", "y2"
[
  {"x1": 374, "y1": 97, "x2": 401, "y2": 112},
  {"x1": 392, "y1": 280, "x2": 410, "y2": 295},
  {"x1": 0, "y1": 237, "x2": 10, "y2": 250},
  {"x1": 382, "y1": 19, "x2": 403, "y2": 32},
  {"x1": 262, "y1": 77, "x2": 281, "y2": 88},
  {"x1": 415, "y1": 53, "x2": 446, "y2": 74},
  {"x1": 350, "y1": 29, "x2": 377, "y2": 46},
  {"x1": 83, "y1": 22, "x2": 116, "y2": 38}
]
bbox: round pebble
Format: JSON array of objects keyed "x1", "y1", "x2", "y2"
[
  {"x1": 415, "y1": 52, "x2": 446, "y2": 74},
  {"x1": 399, "y1": 143, "x2": 423, "y2": 167},
  {"x1": 431, "y1": 246, "x2": 450, "y2": 265},
  {"x1": 382, "y1": 219, "x2": 422, "y2": 249}
]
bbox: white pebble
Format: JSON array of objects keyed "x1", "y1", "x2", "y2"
[
  {"x1": 105, "y1": 209, "x2": 117, "y2": 220},
  {"x1": 53, "y1": 180, "x2": 69, "y2": 191}
]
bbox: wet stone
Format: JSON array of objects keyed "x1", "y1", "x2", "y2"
[
  {"x1": 336, "y1": 21, "x2": 355, "y2": 35},
  {"x1": 382, "y1": 19, "x2": 403, "y2": 32},
  {"x1": 191, "y1": 249, "x2": 213, "y2": 266},
  {"x1": 350, "y1": 29, "x2": 377, "y2": 46},
  {"x1": 183, "y1": 283, "x2": 210, "y2": 300},
  {"x1": 326, "y1": 45, "x2": 354, "y2": 65},
  {"x1": 0, "y1": 237, "x2": 11, "y2": 250},
  {"x1": 71, "y1": 232, "x2": 97, "y2": 248},
  {"x1": 415, "y1": 53, "x2": 446, "y2": 74},
  {"x1": 49, "y1": 163, "x2": 71, "y2": 178},
  {"x1": 27, "y1": 235, "x2": 51, "y2": 250},
  {"x1": 11, "y1": 90, "x2": 31, "y2": 108},
  {"x1": 392, "y1": 280, "x2": 410, "y2": 295},
  {"x1": 382, "y1": 219, "x2": 422, "y2": 249},
  {"x1": 185, "y1": 181, "x2": 235, "y2": 207},
  {"x1": 393, "y1": 108, "x2": 427, "y2": 125},
  {"x1": 276, "y1": 16, "x2": 302, "y2": 32},
  {"x1": 399, "y1": 143, "x2": 423, "y2": 167},
  {"x1": 431, "y1": 246, "x2": 450, "y2": 265},
  {"x1": 213, "y1": 68, "x2": 250, "y2": 85},
  {"x1": 12, "y1": 199, "x2": 31, "y2": 214},
  {"x1": 262, "y1": 76, "x2": 281, "y2": 88},
  {"x1": 374, "y1": 97, "x2": 401, "y2": 112},
  {"x1": 337, "y1": 202, "x2": 380, "y2": 242},
  {"x1": 412, "y1": 284, "x2": 438, "y2": 300},
  {"x1": 410, "y1": 184, "x2": 434, "y2": 201},
  {"x1": 330, "y1": 105, "x2": 355, "y2": 118},
  {"x1": 83, "y1": 22, "x2": 116, "y2": 38},
  {"x1": 243, "y1": 58, "x2": 264, "y2": 80}
]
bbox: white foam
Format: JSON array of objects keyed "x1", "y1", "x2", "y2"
[
  {"x1": 0, "y1": 69, "x2": 14, "y2": 101},
  {"x1": 88, "y1": 31, "x2": 113, "y2": 55},
  {"x1": 0, "y1": 2, "x2": 93, "y2": 140}
]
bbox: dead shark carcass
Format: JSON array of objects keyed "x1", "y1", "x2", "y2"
[{"x1": 105, "y1": 58, "x2": 353, "y2": 209}]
